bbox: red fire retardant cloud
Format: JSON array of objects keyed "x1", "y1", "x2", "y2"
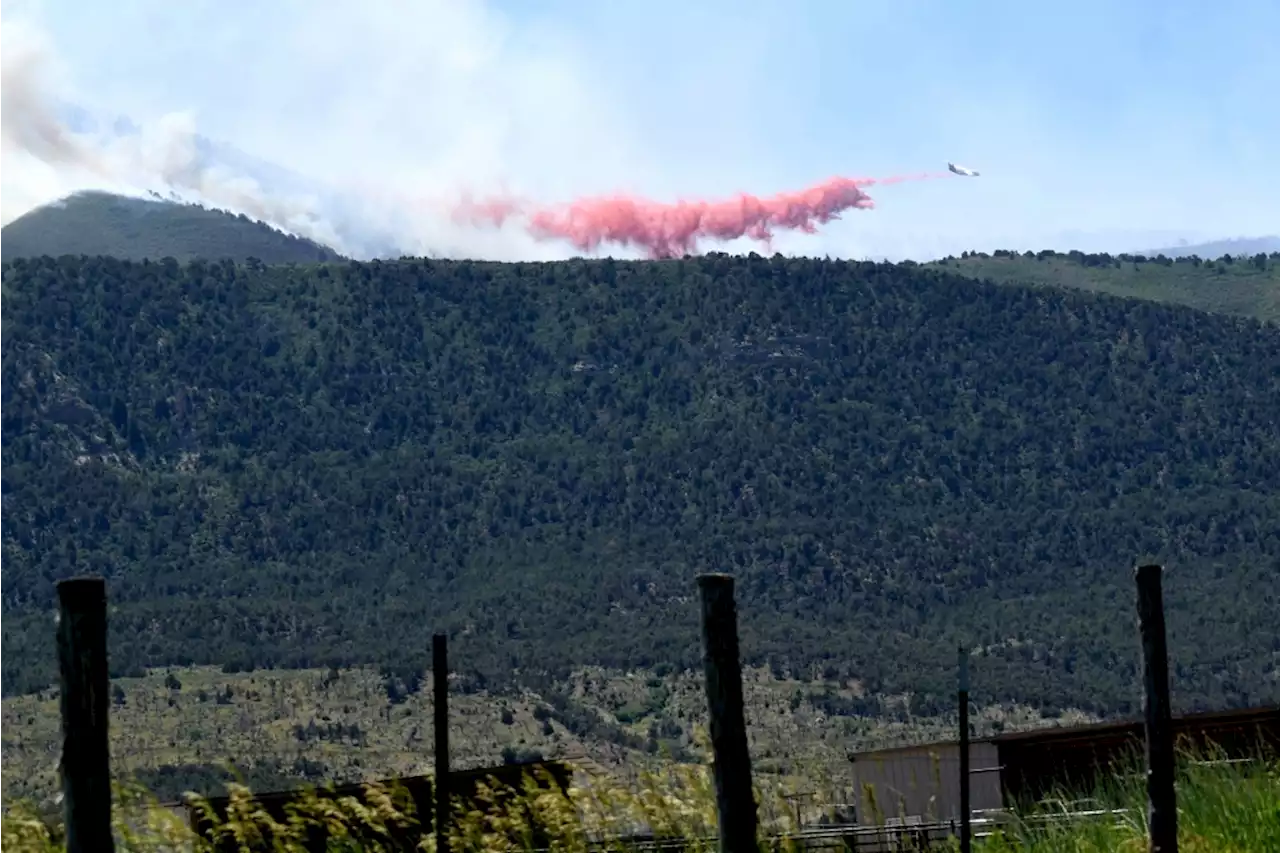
[{"x1": 454, "y1": 172, "x2": 947, "y2": 258}]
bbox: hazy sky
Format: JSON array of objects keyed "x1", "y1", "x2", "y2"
[{"x1": 3, "y1": 0, "x2": 1277, "y2": 259}]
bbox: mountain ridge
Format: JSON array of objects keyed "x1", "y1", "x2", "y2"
[
  {"x1": 1, "y1": 191, "x2": 344, "y2": 264},
  {"x1": 929, "y1": 248, "x2": 1279, "y2": 323},
  {"x1": 4, "y1": 252, "x2": 1278, "y2": 716},
  {"x1": 1143, "y1": 236, "x2": 1280, "y2": 259}
]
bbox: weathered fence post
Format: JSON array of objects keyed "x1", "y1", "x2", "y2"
[
  {"x1": 1135, "y1": 564, "x2": 1178, "y2": 853},
  {"x1": 697, "y1": 573, "x2": 758, "y2": 853},
  {"x1": 433, "y1": 632, "x2": 451, "y2": 853},
  {"x1": 57, "y1": 576, "x2": 116, "y2": 853},
  {"x1": 958, "y1": 646, "x2": 971, "y2": 853}
]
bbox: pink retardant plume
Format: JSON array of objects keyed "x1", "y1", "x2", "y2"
[{"x1": 453, "y1": 171, "x2": 947, "y2": 258}]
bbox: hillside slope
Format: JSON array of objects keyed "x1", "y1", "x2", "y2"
[
  {"x1": 0, "y1": 662, "x2": 1080, "y2": 807},
  {"x1": 931, "y1": 250, "x2": 1279, "y2": 323},
  {"x1": 3, "y1": 254, "x2": 1279, "y2": 716},
  {"x1": 1, "y1": 191, "x2": 343, "y2": 264}
]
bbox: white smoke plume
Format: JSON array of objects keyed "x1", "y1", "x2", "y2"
[
  {"x1": 2, "y1": 17, "x2": 343, "y2": 247},
  {"x1": 1, "y1": 16, "x2": 115, "y2": 220},
  {"x1": 1, "y1": 19, "x2": 85, "y2": 168},
  {"x1": 0, "y1": 1, "x2": 660, "y2": 260},
  {"x1": 10, "y1": 1, "x2": 1264, "y2": 261}
]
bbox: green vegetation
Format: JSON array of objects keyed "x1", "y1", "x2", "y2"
[
  {"x1": 976, "y1": 751, "x2": 1280, "y2": 853},
  {"x1": 3, "y1": 750, "x2": 1277, "y2": 851},
  {"x1": 3, "y1": 663, "x2": 1080, "y2": 807},
  {"x1": 4, "y1": 252, "x2": 1280, "y2": 719},
  {"x1": 0, "y1": 191, "x2": 343, "y2": 264},
  {"x1": 932, "y1": 248, "x2": 1280, "y2": 322}
]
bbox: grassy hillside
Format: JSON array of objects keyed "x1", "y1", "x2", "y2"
[
  {"x1": 931, "y1": 249, "x2": 1279, "y2": 322},
  {"x1": 0, "y1": 662, "x2": 1087, "y2": 809},
  {"x1": 3, "y1": 253, "x2": 1279, "y2": 720},
  {"x1": 0, "y1": 191, "x2": 343, "y2": 264}
]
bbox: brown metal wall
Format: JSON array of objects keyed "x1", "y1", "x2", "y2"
[
  {"x1": 847, "y1": 706, "x2": 1280, "y2": 820},
  {"x1": 995, "y1": 707, "x2": 1280, "y2": 805}
]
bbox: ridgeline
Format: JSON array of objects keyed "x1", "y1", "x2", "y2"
[
  {"x1": 931, "y1": 247, "x2": 1280, "y2": 323},
  {"x1": 1, "y1": 191, "x2": 343, "y2": 265}
]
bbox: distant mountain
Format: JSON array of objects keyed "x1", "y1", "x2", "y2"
[
  {"x1": 931, "y1": 248, "x2": 1279, "y2": 323},
  {"x1": 1, "y1": 191, "x2": 344, "y2": 264},
  {"x1": 1144, "y1": 236, "x2": 1280, "y2": 259}
]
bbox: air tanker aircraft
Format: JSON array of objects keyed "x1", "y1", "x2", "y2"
[{"x1": 948, "y1": 162, "x2": 980, "y2": 177}]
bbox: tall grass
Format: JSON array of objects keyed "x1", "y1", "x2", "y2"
[
  {"x1": 3, "y1": 749, "x2": 1276, "y2": 852},
  {"x1": 978, "y1": 749, "x2": 1279, "y2": 853}
]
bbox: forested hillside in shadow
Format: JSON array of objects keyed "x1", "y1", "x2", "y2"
[{"x1": 3, "y1": 253, "x2": 1278, "y2": 715}]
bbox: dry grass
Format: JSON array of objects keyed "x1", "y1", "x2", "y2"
[
  {"x1": 3, "y1": 749, "x2": 1276, "y2": 852},
  {"x1": 2, "y1": 664, "x2": 1088, "y2": 808}
]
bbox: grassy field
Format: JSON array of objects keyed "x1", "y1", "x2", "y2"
[
  {"x1": 3, "y1": 748, "x2": 1276, "y2": 851},
  {"x1": 2, "y1": 664, "x2": 1091, "y2": 809},
  {"x1": 930, "y1": 253, "x2": 1280, "y2": 322}
]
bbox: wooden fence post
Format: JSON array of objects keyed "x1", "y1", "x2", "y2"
[
  {"x1": 697, "y1": 573, "x2": 758, "y2": 853},
  {"x1": 433, "y1": 632, "x2": 451, "y2": 853},
  {"x1": 1135, "y1": 564, "x2": 1178, "y2": 853},
  {"x1": 57, "y1": 576, "x2": 116, "y2": 853},
  {"x1": 958, "y1": 646, "x2": 971, "y2": 853}
]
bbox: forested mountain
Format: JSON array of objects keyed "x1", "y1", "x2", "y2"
[
  {"x1": 3, "y1": 253, "x2": 1279, "y2": 719},
  {"x1": 932, "y1": 249, "x2": 1280, "y2": 323},
  {"x1": 1, "y1": 192, "x2": 343, "y2": 264}
]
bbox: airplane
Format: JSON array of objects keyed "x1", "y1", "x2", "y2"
[{"x1": 948, "y1": 162, "x2": 980, "y2": 177}]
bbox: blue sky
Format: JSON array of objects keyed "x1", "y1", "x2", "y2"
[{"x1": 3, "y1": 0, "x2": 1277, "y2": 259}]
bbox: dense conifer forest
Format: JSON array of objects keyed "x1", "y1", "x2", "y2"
[{"x1": 3, "y1": 252, "x2": 1279, "y2": 717}]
